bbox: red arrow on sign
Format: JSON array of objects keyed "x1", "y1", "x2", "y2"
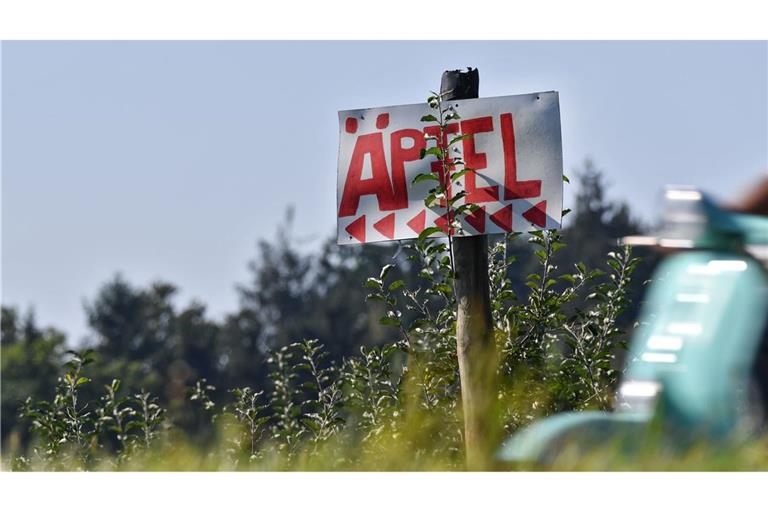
[
  {"x1": 345, "y1": 215, "x2": 366, "y2": 243},
  {"x1": 407, "y1": 209, "x2": 426, "y2": 235},
  {"x1": 464, "y1": 205, "x2": 486, "y2": 233},
  {"x1": 522, "y1": 200, "x2": 547, "y2": 228},
  {"x1": 489, "y1": 204, "x2": 513, "y2": 232},
  {"x1": 373, "y1": 213, "x2": 395, "y2": 239}
]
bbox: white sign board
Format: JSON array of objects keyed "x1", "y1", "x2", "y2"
[{"x1": 336, "y1": 92, "x2": 562, "y2": 244}]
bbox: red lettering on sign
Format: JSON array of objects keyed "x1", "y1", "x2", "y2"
[
  {"x1": 460, "y1": 116, "x2": 498, "y2": 203},
  {"x1": 345, "y1": 117, "x2": 358, "y2": 134},
  {"x1": 376, "y1": 113, "x2": 390, "y2": 129},
  {"x1": 501, "y1": 113, "x2": 541, "y2": 200},
  {"x1": 339, "y1": 132, "x2": 401, "y2": 217},
  {"x1": 391, "y1": 128, "x2": 425, "y2": 211}
]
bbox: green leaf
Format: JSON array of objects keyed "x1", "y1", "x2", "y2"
[
  {"x1": 562, "y1": 174, "x2": 570, "y2": 183},
  {"x1": 379, "y1": 316, "x2": 401, "y2": 327},
  {"x1": 418, "y1": 269, "x2": 435, "y2": 282},
  {"x1": 450, "y1": 168, "x2": 473, "y2": 182},
  {"x1": 76, "y1": 377, "x2": 91, "y2": 387},
  {"x1": 453, "y1": 204, "x2": 476, "y2": 215},
  {"x1": 417, "y1": 226, "x2": 443, "y2": 242},
  {"x1": 364, "y1": 277, "x2": 382, "y2": 290},
  {"x1": 497, "y1": 290, "x2": 516, "y2": 302},
  {"x1": 424, "y1": 192, "x2": 440, "y2": 208},
  {"x1": 388, "y1": 280, "x2": 405, "y2": 291},
  {"x1": 423, "y1": 147, "x2": 443, "y2": 159},
  {"x1": 412, "y1": 173, "x2": 439, "y2": 185},
  {"x1": 380, "y1": 264, "x2": 395, "y2": 280},
  {"x1": 449, "y1": 189, "x2": 467, "y2": 202},
  {"x1": 551, "y1": 241, "x2": 567, "y2": 252},
  {"x1": 420, "y1": 114, "x2": 437, "y2": 123},
  {"x1": 449, "y1": 133, "x2": 471, "y2": 145}
]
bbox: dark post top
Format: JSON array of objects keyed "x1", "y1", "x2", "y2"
[{"x1": 440, "y1": 68, "x2": 479, "y2": 101}]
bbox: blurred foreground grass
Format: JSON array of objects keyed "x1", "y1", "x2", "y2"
[{"x1": 5, "y1": 419, "x2": 768, "y2": 471}]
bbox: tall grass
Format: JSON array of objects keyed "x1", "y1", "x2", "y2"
[{"x1": 7, "y1": 231, "x2": 764, "y2": 471}]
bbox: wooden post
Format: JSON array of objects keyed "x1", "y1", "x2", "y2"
[{"x1": 441, "y1": 68, "x2": 496, "y2": 469}]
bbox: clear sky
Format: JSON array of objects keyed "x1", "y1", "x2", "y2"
[{"x1": 2, "y1": 41, "x2": 767, "y2": 343}]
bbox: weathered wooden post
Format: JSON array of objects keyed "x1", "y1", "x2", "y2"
[{"x1": 441, "y1": 68, "x2": 497, "y2": 469}]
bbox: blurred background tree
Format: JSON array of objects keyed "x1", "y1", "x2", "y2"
[{"x1": 1, "y1": 307, "x2": 67, "y2": 452}]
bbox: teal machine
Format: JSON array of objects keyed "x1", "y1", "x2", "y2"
[{"x1": 498, "y1": 187, "x2": 768, "y2": 464}]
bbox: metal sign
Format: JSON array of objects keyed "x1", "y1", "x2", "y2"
[{"x1": 337, "y1": 92, "x2": 563, "y2": 244}]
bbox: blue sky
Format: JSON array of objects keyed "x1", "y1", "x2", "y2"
[{"x1": 2, "y1": 41, "x2": 767, "y2": 342}]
